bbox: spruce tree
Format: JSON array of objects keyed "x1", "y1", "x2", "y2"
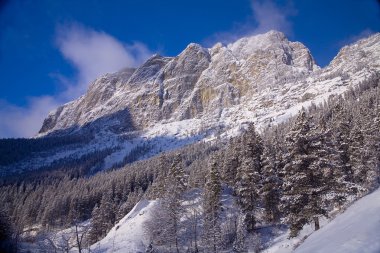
[
  {"x1": 222, "y1": 138, "x2": 241, "y2": 188},
  {"x1": 202, "y1": 156, "x2": 222, "y2": 253},
  {"x1": 332, "y1": 104, "x2": 354, "y2": 187},
  {"x1": 150, "y1": 154, "x2": 169, "y2": 199},
  {"x1": 261, "y1": 130, "x2": 282, "y2": 223},
  {"x1": 89, "y1": 204, "x2": 102, "y2": 243},
  {"x1": 161, "y1": 153, "x2": 186, "y2": 253},
  {"x1": 0, "y1": 208, "x2": 15, "y2": 253},
  {"x1": 281, "y1": 111, "x2": 329, "y2": 237},
  {"x1": 235, "y1": 123, "x2": 263, "y2": 233}
]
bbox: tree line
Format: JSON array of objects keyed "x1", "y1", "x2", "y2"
[{"x1": 0, "y1": 73, "x2": 379, "y2": 252}]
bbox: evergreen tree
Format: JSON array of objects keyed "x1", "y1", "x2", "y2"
[
  {"x1": 89, "y1": 204, "x2": 102, "y2": 243},
  {"x1": 222, "y1": 138, "x2": 242, "y2": 188},
  {"x1": 235, "y1": 123, "x2": 263, "y2": 233},
  {"x1": 202, "y1": 156, "x2": 222, "y2": 253},
  {"x1": 89, "y1": 193, "x2": 116, "y2": 243},
  {"x1": 281, "y1": 111, "x2": 330, "y2": 237},
  {"x1": 232, "y1": 214, "x2": 247, "y2": 253},
  {"x1": 161, "y1": 153, "x2": 186, "y2": 253},
  {"x1": 332, "y1": 104, "x2": 354, "y2": 186},
  {"x1": 261, "y1": 130, "x2": 282, "y2": 223},
  {"x1": 0, "y1": 208, "x2": 16, "y2": 253},
  {"x1": 151, "y1": 154, "x2": 170, "y2": 198}
]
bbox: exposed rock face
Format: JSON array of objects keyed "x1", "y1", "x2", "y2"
[
  {"x1": 39, "y1": 31, "x2": 325, "y2": 135},
  {"x1": 2, "y1": 30, "x2": 376, "y2": 175},
  {"x1": 35, "y1": 30, "x2": 379, "y2": 149}
]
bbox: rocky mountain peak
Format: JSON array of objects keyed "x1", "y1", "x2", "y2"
[{"x1": 37, "y1": 31, "x2": 379, "y2": 156}]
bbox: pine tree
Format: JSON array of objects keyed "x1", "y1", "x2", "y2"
[
  {"x1": 202, "y1": 156, "x2": 222, "y2": 253},
  {"x1": 281, "y1": 111, "x2": 330, "y2": 237},
  {"x1": 332, "y1": 104, "x2": 354, "y2": 186},
  {"x1": 150, "y1": 154, "x2": 169, "y2": 199},
  {"x1": 89, "y1": 193, "x2": 116, "y2": 243},
  {"x1": 222, "y1": 138, "x2": 242, "y2": 187},
  {"x1": 161, "y1": 153, "x2": 186, "y2": 253},
  {"x1": 366, "y1": 112, "x2": 380, "y2": 188},
  {"x1": 349, "y1": 124, "x2": 367, "y2": 187},
  {"x1": 89, "y1": 204, "x2": 102, "y2": 243},
  {"x1": 0, "y1": 208, "x2": 15, "y2": 253},
  {"x1": 232, "y1": 214, "x2": 247, "y2": 252},
  {"x1": 261, "y1": 129, "x2": 282, "y2": 223},
  {"x1": 235, "y1": 123, "x2": 263, "y2": 233}
]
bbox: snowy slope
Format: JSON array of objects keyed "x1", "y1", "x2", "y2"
[
  {"x1": 294, "y1": 188, "x2": 380, "y2": 253},
  {"x1": 90, "y1": 200, "x2": 157, "y2": 253},
  {"x1": 262, "y1": 188, "x2": 380, "y2": 253},
  {"x1": 88, "y1": 189, "x2": 380, "y2": 253},
  {"x1": 2, "y1": 31, "x2": 379, "y2": 177}
]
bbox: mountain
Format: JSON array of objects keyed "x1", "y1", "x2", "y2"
[
  {"x1": 3, "y1": 30, "x2": 380, "y2": 253},
  {"x1": 1, "y1": 30, "x2": 379, "y2": 177}
]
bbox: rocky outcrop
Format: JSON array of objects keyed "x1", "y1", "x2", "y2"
[{"x1": 39, "y1": 31, "x2": 380, "y2": 137}]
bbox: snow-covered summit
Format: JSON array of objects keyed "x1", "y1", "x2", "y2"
[
  {"x1": 37, "y1": 30, "x2": 336, "y2": 136},
  {"x1": 8, "y1": 30, "x2": 378, "y2": 174}
]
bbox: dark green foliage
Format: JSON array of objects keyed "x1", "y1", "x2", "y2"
[
  {"x1": 235, "y1": 123, "x2": 263, "y2": 233},
  {"x1": 0, "y1": 208, "x2": 16, "y2": 253},
  {"x1": 0, "y1": 74, "x2": 379, "y2": 250},
  {"x1": 0, "y1": 133, "x2": 91, "y2": 166},
  {"x1": 202, "y1": 156, "x2": 222, "y2": 253}
]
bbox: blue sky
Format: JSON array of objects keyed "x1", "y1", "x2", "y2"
[{"x1": 0, "y1": 0, "x2": 379, "y2": 138}]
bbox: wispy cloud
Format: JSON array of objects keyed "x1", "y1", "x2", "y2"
[
  {"x1": 0, "y1": 97, "x2": 59, "y2": 138},
  {"x1": 205, "y1": 0, "x2": 295, "y2": 46},
  {"x1": 56, "y1": 23, "x2": 152, "y2": 99},
  {"x1": 338, "y1": 29, "x2": 375, "y2": 47},
  {"x1": 0, "y1": 23, "x2": 152, "y2": 138}
]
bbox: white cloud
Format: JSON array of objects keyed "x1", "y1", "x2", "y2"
[
  {"x1": 0, "y1": 96, "x2": 59, "y2": 138},
  {"x1": 205, "y1": 0, "x2": 294, "y2": 46},
  {"x1": 56, "y1": 23, "x2": 152, "y2": 99},
  {"x1": 338, "y1": 29, "x2": 375, "y2": 47},
  {"x1": 0, "y1": 23, "x2": 152, "y2": 138},
  {"x1": 251, "y1": 0, "x2": 293, "y2": 35}
]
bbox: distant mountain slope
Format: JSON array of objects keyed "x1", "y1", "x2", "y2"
[{"x1": 1, "y1": 31, "x2": 379, "y2": 177}]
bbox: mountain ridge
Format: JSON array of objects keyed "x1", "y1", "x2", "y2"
[
  {"x1": 39, "y1": 31, "x2": 379, "y2": 137},
  {"x1": 1, "y1": 30, "x2": 379, "y2": 177},
  {"x1": 38, "y1": 30, "x2": 319, "y2": 135}
]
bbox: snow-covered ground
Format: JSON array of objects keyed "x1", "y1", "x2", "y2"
[
  {"x1": 294, "y1": 188, "x2": 380, "y2": 253},
  {"x1": 263, "y1": 188, "x2": 380, "y2": 253},
  {"x1": 22, "y1": 187, "x2": 379, "y2": 253},
  {"x1": 90, "y1": 199, "x2": 158, "y2": 253}
]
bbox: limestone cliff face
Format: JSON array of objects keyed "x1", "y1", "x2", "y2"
[{"x1": 39, "y1": 31, "x2": 379, "y2": 137}]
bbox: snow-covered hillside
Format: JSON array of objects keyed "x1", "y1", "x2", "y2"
[
  {"x1": 90, "y1": 188, "x2": 380, "y2": 253},
  {"x1": 90, "y1": 200, "x2": 158, "y2": 253},
  {"x1": 261, "y1": 188, "x2": 380, "y2": 253},
  {"x1": 294, "y1": 188, "x2": 380, "y2": 253}
]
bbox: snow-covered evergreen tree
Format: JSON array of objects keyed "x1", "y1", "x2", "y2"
[
  {"x1": 222, "y1": 138, "x2": 242, "y2": 188},
  {"x1": 281, "y1": 111, "x2": 330, "y2": 237},
  {"x1": 331, "y1": 104, "x2": 354, "y2": 187},
  {"x1": 235, "y1": 123, "x2": 263, "y2": 233},
  {"x1": 150, "y1": 154, "x2": 169, "y2": 199},
  {"x1": 261, "y1": 129, "x2": 283, "y2": 223},
  {"x1": 202, "y1": 156, "x2": 222, "y2": 253},
  {"x1": 161, "y1": 153, "x2": 186, "y2": 253}
]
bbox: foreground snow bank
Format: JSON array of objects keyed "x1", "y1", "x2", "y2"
[
  {"x1": 91, "y1": 199, "x2": 157, "y2": 253},
  {"x1": 295, "y1": 188, "x2": 380, "y2": 253}
]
